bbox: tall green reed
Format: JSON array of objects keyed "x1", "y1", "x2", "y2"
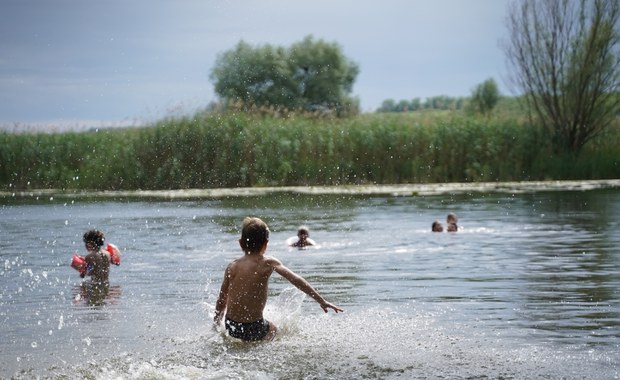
[{"x1": 1, "y1": 111, "x2": 618, "y2": 191}]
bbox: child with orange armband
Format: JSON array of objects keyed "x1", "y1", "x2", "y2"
[{"x1": 71, "y1": 229, "x2": 121, "y2": 287}]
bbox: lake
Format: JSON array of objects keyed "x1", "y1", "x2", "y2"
[{"x1": 1, "y1": 183, "x2": 619, "y2": 379}]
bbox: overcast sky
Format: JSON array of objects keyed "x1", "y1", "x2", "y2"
[{"x1": 0, "y1": 0, "x2": 512, "y2": 128}]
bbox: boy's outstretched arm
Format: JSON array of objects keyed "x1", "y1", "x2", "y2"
[{"x1": 272, "y1": 259, "x2": 343, "y2": 313}]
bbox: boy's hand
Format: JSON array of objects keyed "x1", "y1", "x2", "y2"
[
  {"x1": 213, "y1": 309, "x2": 223, "y2": 325},
  {"x1": 212, "y1": 319, "x2": 220, "y2": 332},
  {"x1": 320, "y1": 301, "x2": 344, "y2": 313}
]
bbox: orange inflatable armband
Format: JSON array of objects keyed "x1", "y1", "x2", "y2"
[
  {"x1": 71, "y1": 254, "x2": 87, "y2": 276},
  {"x1": 106, "y1": 243, "x2": 121, "y2": 265}
]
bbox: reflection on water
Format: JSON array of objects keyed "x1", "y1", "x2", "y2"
[
  {"x1": 521, "y1": 231, "x2": 619, "y2": 343},
  {"x1": 0, "y1": 189, "x2": 619, "y2": 379},
  {"x1": 72, "y1": 284, "x2": 122, "y2": 308}
]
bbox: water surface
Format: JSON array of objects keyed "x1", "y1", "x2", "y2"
[{"x1": 1, "y1": 187, "x2": 619, "y2": 379}]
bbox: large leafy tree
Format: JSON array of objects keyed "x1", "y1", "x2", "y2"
[
  {"x1": 503, "y1": 0, "x2": 620, "y2": 154},
  {"x1": 287, "y1": 36, "x2": 359, "y2": 112},
  {"x1": 210, "y1": 36, "x2": 359, "y2": 115},
  {"x1": 210, "y1": 41, "x2": 296, "y2": 109}
]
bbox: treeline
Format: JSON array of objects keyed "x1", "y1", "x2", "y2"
[
  {"x1": 376, "y1": 92, "x2": 519, "y2": 114},
  {"x1": 377, "y1": 96, "x2": 468, "y2": 112},
  {"x1": 1, "y1": 111, "x2": 618, "y2": 191}
]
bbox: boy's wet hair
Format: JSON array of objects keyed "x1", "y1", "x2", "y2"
[
  {"x1": 241, "y1": 217, "x2": 270, "y2": 251},
  {"x1": 83, "y1": 229, "x2": 105, "y2": 247},
  {"x1": 297, "y1": 226, "x2": 309, "y2": 235},
  {"x1": 447, "y1": 213, "x2": 458, "y2": 224},
  {"x1": 432, "y1": 220, "x2": 443, "y2": 232}
]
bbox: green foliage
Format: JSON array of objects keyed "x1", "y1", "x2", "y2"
[
  {"x1": 210, "y1": 36, "x2": 359, "y2": 116},
  {"x1": 288, "y1": 36, "x2": 359, "y2": 113},
  {"x1": 1, "y1": 111, "x2": 618, "y2": 191},
  {"x1": 377, "y1": 96, "x2": 466, "y2": 112},
  {"x1": 468, "y1": 78, "x2": 500, "y2": 116},
  {"x1": 210, "y1": 42, "x2": 296, "y2": 109}
]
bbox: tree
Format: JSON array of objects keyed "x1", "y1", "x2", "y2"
[
  {"x1": 503, "y1": 0, "x2": 620, "y2": 154},
  {"x1": 288, "y1": 36, "x2": 359, "y2": 114},
  {"x1": 210, "y1": 36, "x2": 359, "y2": 115},
  {"x1": 469, "y1": 78, "x2": 500, "y2": 115},
  {"x1": 410, "y1": 98, "x2": 422, "y2": 111},
  {"x1": 210, "y1": 41, "x2": 296, "y2": 109},
  {"x1": 378, "y1": 99, "x2": 397, "y2": 112}
]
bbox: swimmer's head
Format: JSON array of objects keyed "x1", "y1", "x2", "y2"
[
  {"x1": 432, "y1": 221, "x2": 443, "y2": 232},
  {"x1": 240, "y1": 217, "x2": 270, "y2": 252},
  {"x1": 297, "y1": 226, "x2": 310, "y2": 238},
  {"x1": 83, "y1": 229, "x2": 105, "y2": 248},
  {"x1": 447, "y1": 213, "x2": 458, "y2": 224}
]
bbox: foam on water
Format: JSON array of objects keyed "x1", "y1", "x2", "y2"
[{"x1": 13, "y1": 289, "x2": 617, "y2": 380}]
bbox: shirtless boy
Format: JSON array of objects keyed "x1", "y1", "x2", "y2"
[{"x1": 214, "y1": 217, "x2": 343, "y2": 342}]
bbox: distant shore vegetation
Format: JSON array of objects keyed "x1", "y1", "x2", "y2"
[
  {"x1": 4, "y1": 1, "x2": 619, "y2": 193},
  {"x1": 1, "y1": 101, "x2": 618, "y2": 191}
]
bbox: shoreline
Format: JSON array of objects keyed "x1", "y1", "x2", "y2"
[{"x1": 2, "y1": 179, "x2": 619, "y2": 200}]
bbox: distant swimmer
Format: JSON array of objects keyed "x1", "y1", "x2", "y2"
[
  {"x1": 214, "y1": 217, "x2": 342, "y2": 342},
  {"x1": 447, "y1": 213, "x2": 459, "y2": 232},
  {"x1": 288, "y1": 225, "x2": 317, "y2": 248},
  {"x1": 432, "y1": 220, "x2": 444, "y2": 232},
  {"x1": 71, "y1": 229, "x2": 122, "y2": 302}
]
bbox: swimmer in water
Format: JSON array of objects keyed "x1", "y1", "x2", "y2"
[
  {"x1": 447, "y1": 213, "x2": 458, "y2": 232},
  {"x1": 80, "y1": 229, "x2": 111, "y2": 303},
  {"x1": 290, "y1": 225, "x2": 317, "y2": 248},
  {"x1": 214, "y1": 217, "x2": 343, "y2": 342},
  {"x1": 82, "y1": 229, "x2": 111, "y2": 286},
  {"x1": 432, "y1": 220, "x2": 444, "y2": 232}
]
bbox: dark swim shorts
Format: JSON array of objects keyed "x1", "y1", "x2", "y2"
[{"x1": 225, "y1": 317, "x2": 270, "y2": 341}]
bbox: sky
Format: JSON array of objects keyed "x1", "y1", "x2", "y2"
[{"x1": 0, "y1": 0, "x2": 512, "y2": 129}]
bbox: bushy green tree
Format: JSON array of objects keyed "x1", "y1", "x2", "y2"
[
  {"x1": 288, "y1": 36, "x2": 359, "y2": 113},
  {"x1": 210, "y1": 36, "x2": 359, "y2": 115},
  {"x1": 210, "y1": 41, "x2": 295, "y2": 109},
  {"x1": 469, "y1": 78, "x2": 500, "y2": 115},
  {"x1": 378, "y1": 99, "x2": 397, "y2": 112}
]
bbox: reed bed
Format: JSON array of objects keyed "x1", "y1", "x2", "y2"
[{"x1": 1, "y1": 112, "x2": 618, "y2": 191}]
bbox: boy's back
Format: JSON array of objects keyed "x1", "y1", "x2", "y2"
[
  {"x1": 223, "y1": 254, "x2": 274, "y2": 323},
  {"x1": 85, "y1": 249, "x2": 110, "y2": 286}
]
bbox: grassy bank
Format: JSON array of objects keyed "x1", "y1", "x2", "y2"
[{"x1": 1, "y1": 111, "x2": 619, "y2": 191}]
